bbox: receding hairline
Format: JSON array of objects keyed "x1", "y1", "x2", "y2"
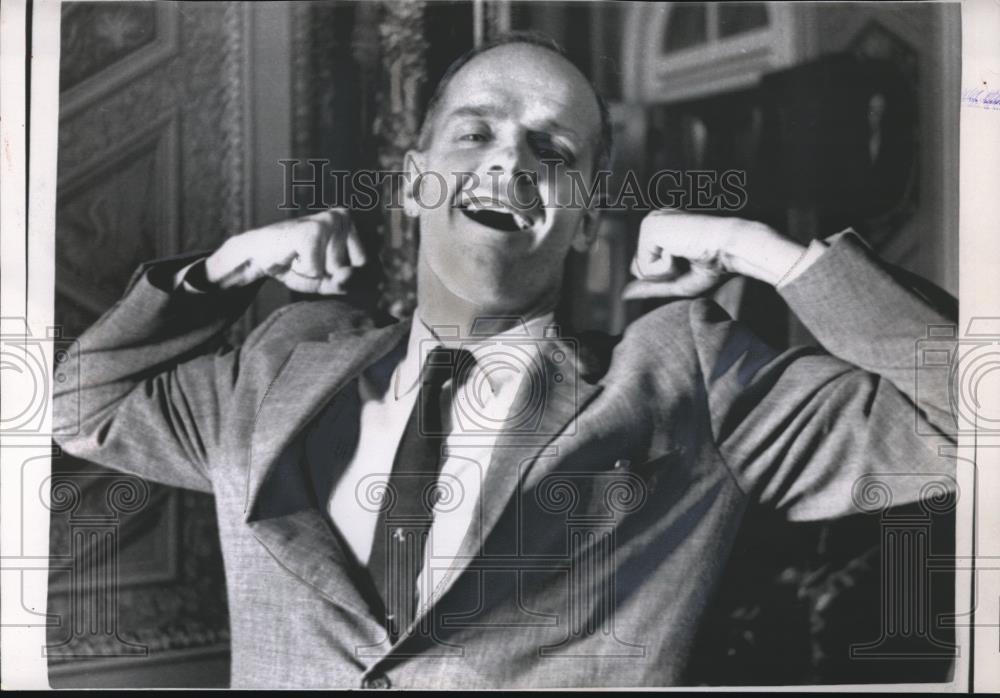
[{"x1": 416, "y1": 35, "x2": 612, "y2": 171}]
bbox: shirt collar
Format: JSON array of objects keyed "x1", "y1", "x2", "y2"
[{"x1": 393, "y1": 309, "x2": 556, "y2": 401}]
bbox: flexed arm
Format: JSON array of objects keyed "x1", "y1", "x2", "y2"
[
  {"x1": 625, "y1": 211, "x2": 957, "y2": 519},
  {"x1": 53, "y1": 210, "x2": 366, "y2": 492}
]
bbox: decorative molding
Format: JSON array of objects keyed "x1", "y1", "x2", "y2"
[
  {"x1": 58, "y1": 72, "x2": 182, "y2": 173},
  {"x1": 60, "y1": 3, "x2": 180, "y2": 118},
  {"x1": 374, "y1": 0, "x2": 428, "y2": 318},
  {"x1": 290, "y1": 3, "x2": 314, "y2": 160},
  {"x1": 48, "y1": 643, "x2": 230, "y2": 686},
  {"x1": 55, "y1": 3, "x2": 254, "y2": 251},
  {"x1": 352, "y1": 1, "x2": 383, "y2": 147},
  {"x1": 292, "y1": 1, "x2": 355, "y2": 162},
  {"x1": 57, "y1": 109, "x2": 179, "y2": 211},
  {"x1": 56, "y1": 113, "x2": 180, "y2": 304},
  {"x1": 177, "y1": 3, "x2": 250, "y2": 250},
  {"x1": 221, "y1": 1, "x2": 250, "y2": 238},
  {"x1": 623, "y1": 3, "x2": 797, "y2": 105}
]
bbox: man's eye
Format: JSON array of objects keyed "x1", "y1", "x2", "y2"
[
  {"x1": 537, "y1": 147, "x2": 568, "y2": 163},
  {"x1": 459, "y1": 133, "x2": 489, "y2": 143},
  {"x1": 528, "y1": 134, "x2": 574, "y2": 165},
  {"x1": 537, "y1": 147, "x2": 576, "y2": 167}
]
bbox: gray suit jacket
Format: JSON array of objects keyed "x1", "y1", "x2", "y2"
[{"x1": 53, "y1": 231, "x2": 957, "y2": 688}]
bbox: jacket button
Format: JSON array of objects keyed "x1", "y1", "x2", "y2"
[{"x1": 362, "y1": 675, "x2": 391, "y2": 689}]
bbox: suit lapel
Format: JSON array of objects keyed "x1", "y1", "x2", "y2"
[
  {"x1": 408, "y1": 334, "x2": 605, "y2": 629},
  {"x1": 242, "y1": 313, "x2": 609, "y2": 639},
  {"x1": 244, "y1": 318, "x2": 410, "y2": 620},
  {"x1": 244, "y1": 320, "x2": 410, "y2": 517}
]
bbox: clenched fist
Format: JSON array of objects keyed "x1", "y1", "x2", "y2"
[
  {"x1": 622, "y1": 210, "x2": 807, "y2": 300},
  {"x1": 204, "y1": 209, "x2": 366, "y2": 294}
]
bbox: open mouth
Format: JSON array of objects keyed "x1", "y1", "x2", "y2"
[
  {"x1": 460, "y1": 208, "x2": 529, "y2": 232},
  {"x1": 457, "y1": 197, "x2": 535, "y2": 233}
]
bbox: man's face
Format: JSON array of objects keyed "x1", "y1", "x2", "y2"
[{"x1": 406, "y1": 43, "x2": 603, "y2": 317}]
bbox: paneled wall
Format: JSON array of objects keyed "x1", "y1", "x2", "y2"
[{"x1": 49, "y1": 2, "x2": 271, "y2": 687}]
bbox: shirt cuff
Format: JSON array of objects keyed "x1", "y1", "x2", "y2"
[
  {"x1": 775, "y1": 239, "x2": 830, "y2": 290},
  {"x1": 172, "y1": 258, "x2": 215, "y2": 294}
]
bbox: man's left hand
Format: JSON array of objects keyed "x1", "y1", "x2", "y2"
[{"x1": 622, "y1": 210, "x2": 808, "y2": 300}]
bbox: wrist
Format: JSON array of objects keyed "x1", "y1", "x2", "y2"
[
  {"x1": 204, "y1": 245, "x2": 228, "y2": 285},
  {"x1": 204, "y1": 236, "x2": 251, "y2": 286},
  {"x1": 726, "y1": 223, "x2": 806, "y2": 285}
]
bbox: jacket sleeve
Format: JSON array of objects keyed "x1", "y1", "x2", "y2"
[
  {"x1": 52, "y1": 255, "x2": 270, "y2": 493},
  {"x1": 693, "y1": 230, "x2": 958, "y2": 521}
]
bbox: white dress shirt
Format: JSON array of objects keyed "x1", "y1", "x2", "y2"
[{"x1": 326, "y1": 311, "x2": 554, "y2": 611}]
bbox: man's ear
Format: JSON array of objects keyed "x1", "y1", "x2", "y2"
[
  {"x1": 571, "y1": 209, "x2": 600, "y2": 253},
  {"x1": 403, "y1": 150, "x2": 426, "y2": 219}
]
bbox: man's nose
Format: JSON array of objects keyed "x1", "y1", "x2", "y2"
[{"x1": 485, "y1": 143, "x2": 537, "y2": 189}]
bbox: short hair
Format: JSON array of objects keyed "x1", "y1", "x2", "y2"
[{"x1": 416, "y1": 31, "x2": 613, "y2": 176}]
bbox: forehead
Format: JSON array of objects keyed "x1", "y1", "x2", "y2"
[{"x1": 434, "y1": 44, "x2": 602, "y2": 146}]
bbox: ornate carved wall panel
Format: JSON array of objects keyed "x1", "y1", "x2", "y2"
[
  {"x1": 50, "y1": 1, "x2": 252, "y2": 684},
  {"x1": 289, "y1": 0, "x2": 473, "y2": 319},
  {"x1": 56, "y1": 113, "x2": 180, "y2": 325},
  {"x1": 373, "y1": 0, "x2": 428, "y2": 318},
  {"x1": 60, "y1": 2, "x2": 179, "y2": 117}
]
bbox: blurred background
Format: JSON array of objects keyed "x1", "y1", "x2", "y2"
[{"x1": 49, "y1": 1, "x2": 960, "y2": 687}]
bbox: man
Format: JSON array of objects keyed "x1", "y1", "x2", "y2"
[{"x1": 54, "y1": 35, "x2": 957, "y2": 688}]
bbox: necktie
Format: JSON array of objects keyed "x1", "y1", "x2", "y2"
[{"x1": 368, "y1": 346, "x2": 475, "y2": 641}]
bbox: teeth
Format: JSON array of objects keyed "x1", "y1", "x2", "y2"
[{"x1": 460, "y1": 198, "x2": 532, "y2": 230}]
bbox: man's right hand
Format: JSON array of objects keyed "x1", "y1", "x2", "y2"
[{"x1": 204, "y1": 209, "x2": 367, "y2": 294}]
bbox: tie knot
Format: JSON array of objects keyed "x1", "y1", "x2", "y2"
[{"x1": 421, "y1": 346, "x2": 476, "y2": 391}]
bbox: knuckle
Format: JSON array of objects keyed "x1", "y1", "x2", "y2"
[
  {"x1": 330, "y1": 265, "x2": 353, "y2": 281},
  {"x1": 301, "y1": 225, "x2": 325, "y2": 245},
  {"x1": 326, "y1": 208, "x2": 348, "y2": 227}
]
